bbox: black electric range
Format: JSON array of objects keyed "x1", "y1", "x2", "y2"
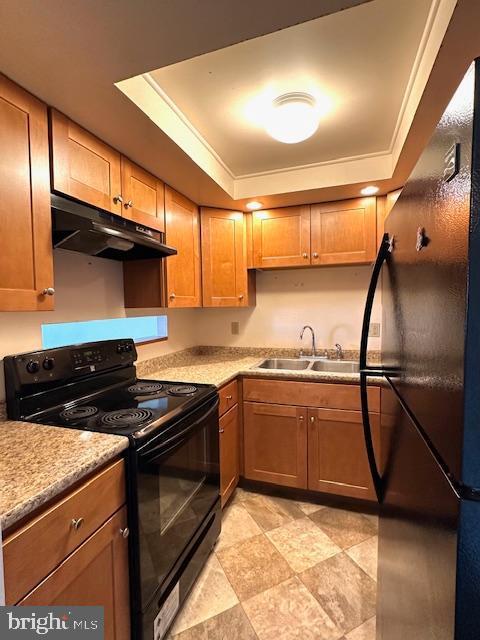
[{"x1": 4, "y1": 339, "x2": 221, "y2": 640}]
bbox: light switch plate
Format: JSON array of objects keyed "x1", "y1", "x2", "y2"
[{"x1": 369, "y1": 323, "x2": 381, "y2": 338}]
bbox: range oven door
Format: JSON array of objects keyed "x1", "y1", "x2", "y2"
[{"x1": 134, "y1": 395, "x2": 220, "y2": 610}]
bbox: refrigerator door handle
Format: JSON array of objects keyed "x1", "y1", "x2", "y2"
[{"x1": 360, "y1": 233, "x2": 393, "y2": 502}]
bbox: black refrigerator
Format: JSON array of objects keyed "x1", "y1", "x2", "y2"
[{"x1": 360, "y1": 60, "x2": 480, "y2": 640}]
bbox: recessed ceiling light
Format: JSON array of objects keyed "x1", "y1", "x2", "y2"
[
  {"x1": 246, "y1": 201, "x2": 263, "y2": 210},
  {"x1": 361, "y1": 185, "x2": 379, "y2": 196},
  {"x1": 265, "y1": 92, "x2": 320, "y2": 144}
]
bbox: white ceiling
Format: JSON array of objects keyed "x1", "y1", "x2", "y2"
[
  {"x1": 117, "y1": 0, "x2": 456, "y2": 200},
  {"x1": 148, "y1": 0, "x2": 432, "y2": 177}
]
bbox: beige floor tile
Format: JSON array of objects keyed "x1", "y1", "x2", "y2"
[
  {"x1": 266, "y1": 517, "x2": 341, "y2": 572},
  {"x1": 217, "y1": 534, "x2": 294, "y2": 601},
  {"x1": 345, "y1": 616, "x2": 376, "y2": 640},
  {"x1": 216, "y1": 503, "x2": 262, "y2": 552},
  {"x1": 242, "y1": 493, "x2": 304, "y2": 531},
  {"x1": 243, "y1": 576, "x2": 342, "y2": 640},
  {"x1": 346, "y1": 536, "x2": 378, "y2": 581},
  {"x1": 300, "y1": 553, "x2": 376, "y2": 635},
  {"x1": 170, "y1": 554, "x2": 238, "y2": 635},
  {"x1": 295, "y1": 499, "x2": 326, "y2": 515},
  {"x1": 171, "y1": 604, "x2": 258, "y2": 640},
  {"x1": 309, "y1": 507, "x2": 377, "y2": 549}
]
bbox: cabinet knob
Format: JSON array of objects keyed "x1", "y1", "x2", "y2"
[
  {"x1": 169, "y1": 293, "x2": 176, "y2": 299},
  {"x1": 71, "y1": 517, "x2": 84, "y2": 531},
  {"x1": 219, "y1": 428, "x2": 225, "y2": 434},
  {"x1": 120, "y1": 527, "x2": 130, "y2": 539},
  {"x1": 113, "y1": 194, "x2": 123, "y2": 204},
  {"x1": 299, "y1": 415, "x2": 304, "y2": 421},
  {"x1": 238, "y1": 294, "x2": 244, "y2": 300},
  {"x1": 226, "y1": 395, "x2": 233, "y2": 400},
  {"x1": 124, "y1": 200, "x2": 134, "y2": 209},
  {"x1": 302, "y1": 252, "x2": 308, "y2": 259},
  {"x1": 312, "y1": 252, "x2": 319, "y2": 259},
  {"x1": 310, "y1": 416, "x2": 315, "y2": 423},
  {"x1": 41, "y1": 287, "x2": 55, "y2": 296}
]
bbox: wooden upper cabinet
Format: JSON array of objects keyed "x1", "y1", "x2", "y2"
[
  {"x1": 307, "y1": 407, "x2": 380, "y2": 500},
  {"x1": 165, "y1": 186, "x2": 201, "y2": 307},
  {"x1": 243, "y1": 401, "x2": 308, "y2": 489},
  {"x1": 50, "y1": 109, "x2": 122, "y2": 215},
  {"x1": 252, "y1": 206, "x2": 311, "y2": 268},
  {"x1": 201, "y1": 208, "x2": 254, "y2": 307},
  {"x1": 311, "y1": 197, "x2": 377, "y2": 266},
  {"x1": 0, "y1": 74, "x2": 54, "y2": 311},
  {"x1": 121, "y1": 156, "x2": 165, "y2": 231}
]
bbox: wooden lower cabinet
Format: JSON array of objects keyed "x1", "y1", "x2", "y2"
[
  {"x1": 307, "y1": 408, "x2": 380, "y2": 500},
  {"x1": 243, "y1": 402, "x2": 307, "y2": 489},
  {"x1": 219, "y1": 404, "x2": 240, "y2": 506},
  {"x1": 20, "y1": 507, "x2": 130, "y2": 640}
]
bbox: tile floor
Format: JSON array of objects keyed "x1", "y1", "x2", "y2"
[{"x1": 168, "y1": 489, "x2": 378, "y2": 640}]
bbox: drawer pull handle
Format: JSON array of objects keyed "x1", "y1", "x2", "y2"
[
  {"x1": 120, "y1": 527, "x2": 130, "y2": 539},
  {"x1": 226, "y1": 395, "x2": 233, "y2": 400},
  {"x1": 219, "y1": 428, "x2": 225, "y2": 434},
  {"x1": 71, "y1": 517, "x2": 84, "y2": 531}
]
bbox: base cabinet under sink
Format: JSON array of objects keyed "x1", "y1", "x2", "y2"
[{"x1": 242, "y1": 379, "x2": 380, "y2": 501}]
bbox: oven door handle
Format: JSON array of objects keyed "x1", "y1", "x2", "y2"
[{"x1": 140, "y1": 397, "x2": 219, "y2": 461}]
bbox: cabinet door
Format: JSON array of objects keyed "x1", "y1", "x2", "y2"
[
  {"x1": 0, "y1": 74, "x2": 54, "y2": 311},
  {"x1": 219, "y1": 404, "x2": 239, "y2": 507},
  {"x1": 311, "y1": 197, "x2": 376, "y2": 265},
  {"x1": 243, "y1": 402, "x2": 307, "y2": 488},
  {"x1": 20, "y1": 507, "x2": 130, "y2": 640},
  {"x1": 121, "y1": 156, "x2": 165, "y2": 231},
  {"x1": 252, "y1": 206, "x2": 311, "y2": 268},
  {"x1": 165, "y1": 186, "x2": 201, "y2": 307},
  {"x1": 201, "y1": 208, "x2": 250, "y2": 307},
  {"x1": 50, "y1": 109, "x2": 122, "y2": 215},
  {"x1": 307, "y1": 408, "x2": 380, "y2": 500}
]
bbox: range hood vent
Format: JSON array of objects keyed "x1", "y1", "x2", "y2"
[{"x1": 51, "y1": 194, "x2": 177, "y2": 261}]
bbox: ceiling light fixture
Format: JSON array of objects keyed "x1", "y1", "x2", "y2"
[
  {"x1": 246, "y1": 201, "x2": 263, "y2": 210},
  {"x1": 361, "y1": 185, "x2": 379, "y2": 196},
  {"x1": 265, "y1": 92, "x2": 320, "y2": 144}
]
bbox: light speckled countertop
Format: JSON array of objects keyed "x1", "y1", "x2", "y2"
[
  {"x1": 138, "y1": 348, "x2": 382, "y2": 388},
  {"x1": 0, "y1": 419, "x2": 128, "y2": 532}
]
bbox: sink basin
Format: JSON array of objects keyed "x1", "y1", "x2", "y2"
[
  {"x1": 257, "y1": 358, "x2": 311, "y2": 370},
  {"x1": 311, "y1": 360, "x2": 360, "y2": 373}
]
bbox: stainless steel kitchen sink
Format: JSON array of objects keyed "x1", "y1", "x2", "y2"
[
  {"x1": 310, "y1": 360, "x2": 360, "y2": 373},
  {"x1": 255, "y1": 358, "x2": 360, "y2": 373},
  {"x1": 257, "y1": 358, "x2": 311, "y2": 370}
]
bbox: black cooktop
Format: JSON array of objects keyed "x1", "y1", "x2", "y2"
[{"x1": 35, "y1": 379, "x2": 217, "y2": 439}]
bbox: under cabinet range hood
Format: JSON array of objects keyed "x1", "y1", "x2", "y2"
[{"x1": 51, "y1": 194, "x2": 177, "y2": 261}]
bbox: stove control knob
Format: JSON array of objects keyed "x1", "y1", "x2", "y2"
[
  {"x1": 43, "y1": 357, "x2": 55, "y2": 371},
  {"x1": 26, "y1": 360, "x2": 40, "y2": 374},
  {"x1": 124, "y1": 343, "x2": 132, "y2": 352},
  {"x1": 116, "y1": 344, "x2": 125, "y2": 354}
]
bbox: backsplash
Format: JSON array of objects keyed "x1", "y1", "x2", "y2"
[{"x1": 194, "y1": 265, "x2": 381, "y2": 352}]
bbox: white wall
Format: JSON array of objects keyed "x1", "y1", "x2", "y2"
[
  {"x1": 0, "y1": 249, "x2": 198, "y2": 401},
  {"x1": 196, "y1": 265, "x2": 381, "y2": 352}
]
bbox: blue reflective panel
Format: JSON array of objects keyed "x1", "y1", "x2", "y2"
[{"x1": 42, "y1": 316, "x2": 168, "y2": 349}]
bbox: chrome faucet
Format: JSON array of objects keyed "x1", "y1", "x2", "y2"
[
  {"x1": 335, "y1": 343, "x2": 344, "y2": 360},
  {"x1": 300, "y1": 325, "x2": 317, "y2": 357}
]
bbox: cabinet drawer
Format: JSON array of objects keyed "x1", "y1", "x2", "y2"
[
  {"x1": 219, "y1": 379, "x2": 238, "y2": 416},
  {"x1": 243, "y1": 378, "x2": 380, "y2": 412},
  {"x1": 4, "y1": 459, "x2": 125, "y2": 604}
]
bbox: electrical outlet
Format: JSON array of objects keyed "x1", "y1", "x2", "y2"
[
  {"x1": 231, "y1": 321, "x2": 239, "y2": 335},
  {"x1": 369, "y1": 323, "x2": 381, "y2": 338}
]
